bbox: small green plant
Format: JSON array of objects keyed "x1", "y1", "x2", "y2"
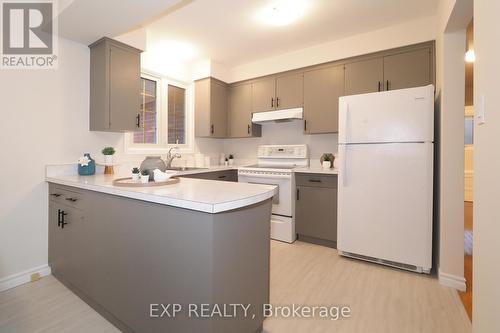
[
  {"x1": 132, "y1": 167, "x2": 140, "y2": 174},
  {"x1": 101, "y1": 147, "x2": 116, "y2": 155},
  {"x1": 322, "y1": 154, "x2": 331, "y2": 162},
  {"x1": 228, "y1": 154, "x2": 234, "y2": 159},
  {"x1": 225, "y1": 157, "x2": 229, "y2": 162},
  {"x1": 141, "y1": 169, "x2": 150, "y2": 176}
]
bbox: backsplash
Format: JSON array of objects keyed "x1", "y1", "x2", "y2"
[{"x1": 223, "y1": 120, "x2": 338, "y2": 166}]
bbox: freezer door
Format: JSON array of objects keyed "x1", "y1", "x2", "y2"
[
  {"x1": 337, "y1": 142, "x2": 433, "y2": 270},
  {"x1": 339, "y1": 85, "x2": 434, "y2": 144}
]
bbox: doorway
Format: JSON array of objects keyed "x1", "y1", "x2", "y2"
[{"x1": 459, "y1": 19, "x2": 474, "y2": 321}]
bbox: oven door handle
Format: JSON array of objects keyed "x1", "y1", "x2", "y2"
[{"x1": 238, "y1": 173, "x2": 291, "y2": 180}]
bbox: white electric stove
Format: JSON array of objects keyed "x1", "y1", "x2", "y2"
[{"x1": 238, "y1": 145, "x2": 309, "y2": 243}]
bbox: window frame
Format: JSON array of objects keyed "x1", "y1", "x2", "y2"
[{"x1": 125, "y1": 71, "x2": 194, "y2": 154}]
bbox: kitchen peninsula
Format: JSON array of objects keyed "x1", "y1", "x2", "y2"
[{"x1": 45, "y1": 166, "x2": 276, "y2": 333}]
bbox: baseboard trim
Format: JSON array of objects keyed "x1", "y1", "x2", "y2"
[
  {"x1": 439, "y1": 270, "x2": 466, "y2": 291},
  {"x1": 0, "y1": 265, "x2": 51, "y2": 292}
]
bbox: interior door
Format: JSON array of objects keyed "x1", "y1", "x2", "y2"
[
  {"x1": 303, "y1": 65, "x2": 344, "y2": 133},
  {"x1": 337, "y1": 142, "x2": 433, "y2": 269},
  {"x1": 229, "y1": 83, "x2": 252, "y2": 137},
  {"x1": 344, "y1": 58, "x2": 384, "y2": 96},
  {"x1": 252, "y1": 78, "x2": 276, "y2": 112},
  {"x1": 275, "y1": 73, "x2": 303, "y2": 110},
  {"x1": 383, "y1": 48, "x2": 431, "y2": 91}
]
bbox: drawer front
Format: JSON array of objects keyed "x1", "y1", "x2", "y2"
[
  {"x1": 49, "y1": 185, "x2": 85, "y2": 209},
  {"x1": 181, "y1": 170, "x2": 238, "y2": 182},
  {"x1": 295, "y1": 173, "x2": 337, "y2": 188}
]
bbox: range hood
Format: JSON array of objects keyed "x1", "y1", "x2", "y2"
[{"x1": 252, "y1": 108, "x2": 303, "y2": 123}]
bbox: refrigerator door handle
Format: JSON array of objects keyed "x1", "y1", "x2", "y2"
[
  {"x1": 340, "y1": 144, "x2": 348, "y2": 187},
  {"x1": 339, "y1": 101, "x2": 349, "y2": 143}
]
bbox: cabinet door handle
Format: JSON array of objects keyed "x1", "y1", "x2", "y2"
[
  {"x1": 57, "y1": 209, "x2": 61, "y2": 226},
  {"x1": 58, "y1": 210, "x2": 68, "y2": 228},
  {"x1": 211, "y1": 124, "x2": 214, "y2": 134},
  {"x1": 386, "y1": 80, "x2": 390, "y2": 91},
  {"x1": 247, "y1": 124, "x2": 251, "y2": 134},
  {"x1": 296, "y1": 188, "x2": 300, "y2": 201},
  {"x1": 304, "y1": 120, "x2": 307, "y2": 132},
  {"x1": 271, "y1": 97, "x2": 274, "y2": 108},
  {"x1": 276, "y1": 97, "x2": 280, "y2": 108},
  {"x1": 136, "y1": 114, "x2": 140, "y2": 128},
  {"x1": 378, "y1": 81, "x2": 381, "y2": 92}
]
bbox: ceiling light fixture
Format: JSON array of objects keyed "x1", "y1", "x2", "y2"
[
  {"x1": 257, "y1": 0, "x2": 307, "y2": 27},
  {"x1": 465, "y1": 49, "x2": 475, "y2": 63}
]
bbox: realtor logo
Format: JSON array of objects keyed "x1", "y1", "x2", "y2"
[{"x1": 1, "y1": 0, "x2": 57, "y2": 68}]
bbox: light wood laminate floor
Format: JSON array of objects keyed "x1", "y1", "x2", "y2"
[{"x1": 0, "y1": 241, "x2": 471, "y2": 333}]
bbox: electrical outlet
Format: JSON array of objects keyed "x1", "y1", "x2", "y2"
[
  {"x1": 477, "y1": 95, "x2": 486, "y2": 125},
  {"x1": 30, "y1": 273, "x2": 41, "y2": 282}
]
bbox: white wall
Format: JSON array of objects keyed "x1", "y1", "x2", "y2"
[
  {"x1": 0, "y1": 37, "x2": 223, "y2": 283},
  {"x1": 473, "y1": 1, "x2": 500, "y2": 331},
  {"x1": 223, "y1": 121, "x2": 337, "y2": 165},
  {"x1": 434, "y1": 0, "x2": 472, "y2": 291},
  {"x1": 227, "y1": 16, "x2": 437, "y2": 83}
]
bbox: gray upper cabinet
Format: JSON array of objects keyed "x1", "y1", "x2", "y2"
[
  {"x1": 383, "y1": 48, "x2": 431, "y2": 91},
  {"x1": 228, "y1": 83, "x2": 261, "y2": 138},
  {"x1": 251, "y1": 73, "x2": 304, "y2": 113},
  {"x1": 251, "y1": 78, "x2": 276, "y2": 112},
  {"x1": 275, "y1": 73, "x2": 303, "y2": 110},
  {"x1": 344, "y1": 58, "x2": 384, "y2": 96},
  {"x1": 303, "y1": 65, "x2": 344, "y2": 134},
  {"x1": 89, "y1": 37, "x2": 142, "y2": 132},
  {"x1": 195, "y1": 77, "x2": 228, "y2": 138}
]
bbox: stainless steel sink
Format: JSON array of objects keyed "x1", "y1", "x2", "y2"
[{"x1": 166, "y1": 167, "x2": 207, "y2": 171}]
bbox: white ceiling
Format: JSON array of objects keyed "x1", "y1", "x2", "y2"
[
  {"x1": 56, "y1": 0, "x2": 182, "y2": 45},
  {"x1": 146, "y1": 0, "x2": 438, "y2": 66}
]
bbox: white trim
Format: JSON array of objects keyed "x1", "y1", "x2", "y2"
[
  {"x1": 439, "y1": 270, "x2": 467, "y2": 291},
  {"x1": 0, "y1": 265, "x2": 51, "y2": 292},
  {"x1": 125, "y1": 71, "x2": 195, "y2": 154}
]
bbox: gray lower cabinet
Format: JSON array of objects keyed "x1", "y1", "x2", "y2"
[
  {"x1": 180, "y1": 169, "x2": 238, "y2": 182},
  {"x1": 295, "y1": 173, "x2": 338, "y2": 248},
  {"x1": 89, "y1": 37, "x2": 142, "y2": 132},
  {"x1": 48, "y1": 183, "x2": 270, "y2": 333},
  {"x1": 228, "y1": 83, "x2": 261, "y2": 138},
  {"x1": 303, "y1": 65, "x2": 344, "y2": 134}
]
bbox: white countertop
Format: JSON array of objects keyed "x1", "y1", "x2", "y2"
[
  {"x1": 293, "y1": 166, "x2": 339, "y2": 175},
  {"x1": 46, "y1": 167, "x2": 276, "y2": 214}
]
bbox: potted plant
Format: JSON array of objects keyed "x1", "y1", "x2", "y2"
[
  {"x1": 140, "y1": 169, "x2": 150, "y2": 183},
  {"x1": 102, "y1": 146, "x2": 116, "y2": 175},
  {"x1": 228, "y1": 154, "x2": 234, "y2": 166},
  {"x1": 320, "y1": 153, "x2": 334, "y2": 169},
  {"x1": 131, "y1": 167, "x2": 140, "y2": 181}
]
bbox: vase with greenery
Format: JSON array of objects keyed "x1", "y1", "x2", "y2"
[{"x1": 102, "y1": 146, "x2": 116, "y2": 174}]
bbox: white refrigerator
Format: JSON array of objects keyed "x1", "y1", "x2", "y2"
[{"x1": 337, "y1": 85, "x2": 434, "y2": 274}]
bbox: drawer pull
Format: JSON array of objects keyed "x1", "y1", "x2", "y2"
[
  {"x1": 217, "y1": 175, "x2": 227, "y2": 179},
  {"x1": 308, "y1": 179, "x2": 322, "y2": 183},
  {"x1": 51, "y1": 193, "x2": 62, "y2": 197},
  {"x1": 65, "y1": 197, "x2": 78, "y2": 202}
]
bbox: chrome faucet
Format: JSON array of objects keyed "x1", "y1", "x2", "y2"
[{"x1": 165, "y1": 147, "x2": 181, "y2": 168}]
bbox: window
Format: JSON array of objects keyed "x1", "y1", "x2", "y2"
[
  {"x1": 134, "y1": 77, "x2": 158, "y2": 144},
  {"x1": 125, "y1": 73, "x2": 192, "y2": 153},
  {"x1": 168, "y1": 85, "x2": 186, "y2": 144}
]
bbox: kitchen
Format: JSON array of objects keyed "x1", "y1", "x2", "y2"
[{"x1": 1, "y1": 0, "x2": 494, "y2": 332}]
